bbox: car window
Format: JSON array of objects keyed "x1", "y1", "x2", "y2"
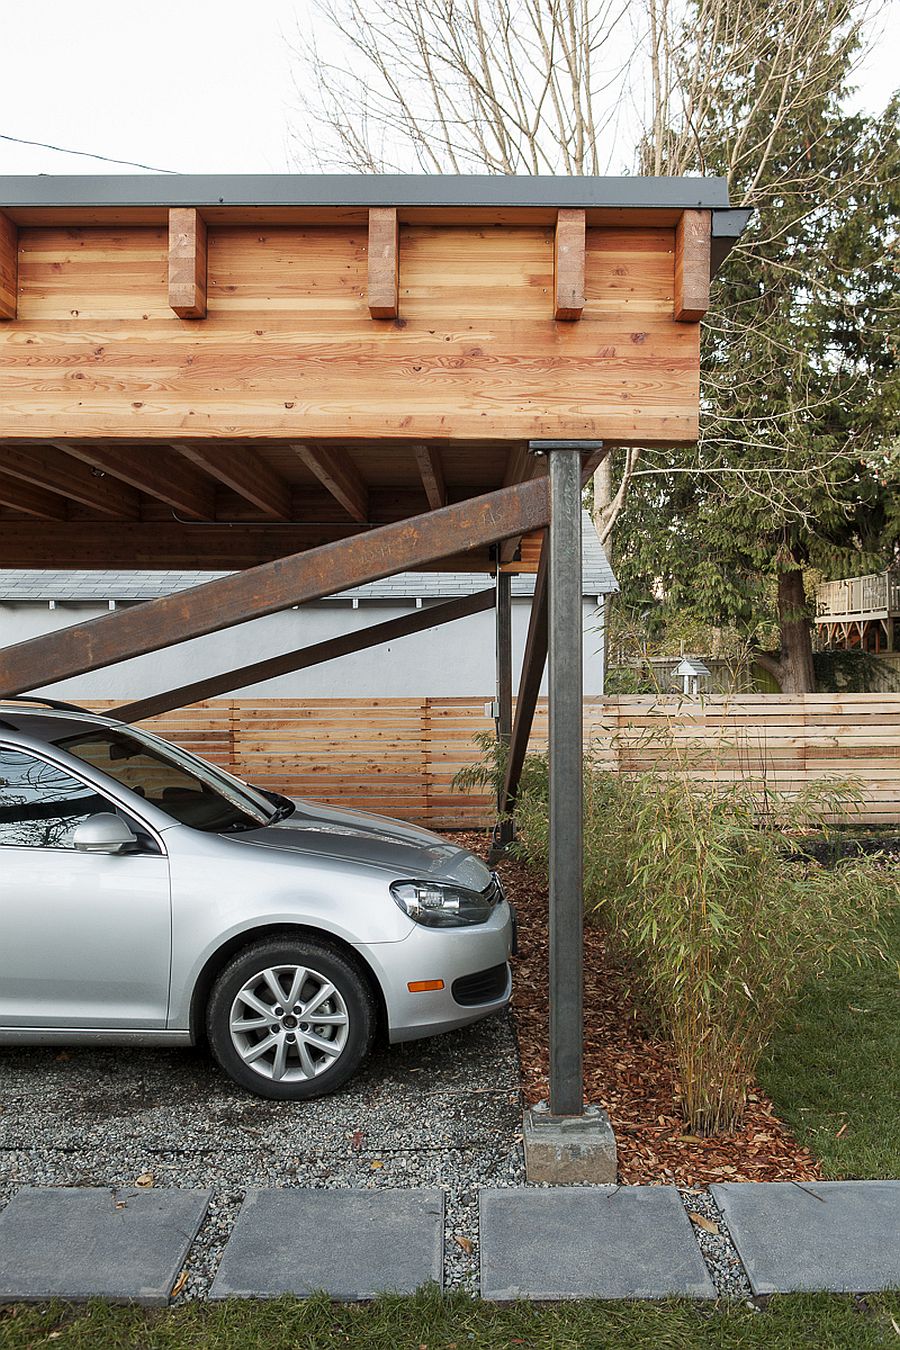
[
  {"x1": 0, "y1": 747, "x2": 116, "y2": 849},
  {"x1": 54, "y1": 729, "x2": 273, "y2": 833}
]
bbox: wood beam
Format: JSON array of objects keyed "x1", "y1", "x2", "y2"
[
  {"x1": 414, "y1": 444, "x2": 446, "y2": 510},
  {"x1": 554, "y1": 209, "x2": 585, "y2": 321},
  {"x1": 0, "y1": 478, "x2": 551, "y2": 696},
  {"x1": 499, "y1": 530, "x2": 549, "y2": 814},
  {"x1": 114, "y1": 589, "x2": 495, "y2": 723},
  {"x1": 0, "y1": 212, "x2": 16, "y2": 320},
  {"x1": 58, "y1": 444, "x2": 215, "y2": 519},
  {"x1": 0, "y1": 446, "x2": 140, "y2": 519},
  {"x1": 0, "y1": 522, "x2": 363, "y2": 569},
  {"x1": 367, "y1": 207, "x2": 399, "y2": 318},
  {"x1": 168, "y1": 207, "x2": 208, "y2": 319},
  {"x1": 674, "y1": 210, "x2": 711, "y2": 322},
  {"x1": 500, "y1": 445, "x2": 544, "y2": 562},
  {"x1": 172, "y1": 444, "x2": 292, "y2": 520},
  {"x1": 0, "y1": 524, "x2": 498, "y2": 570},
  {"x1": 580, "y1": 445, "x2": 608, "y2": 485},
  {"x1": 503, "y1": 445, "x2": 538, "y2": 489},
  {"x1": 291, "y1": 443, "x2": 369, "y2": 522},
  {"x1": 0, "y1": 471, "x2": 67, "y2": 521}
]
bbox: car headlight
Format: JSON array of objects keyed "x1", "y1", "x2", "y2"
[{"x1": 390, "y1": 879, "x2": 497, "y2": 928}]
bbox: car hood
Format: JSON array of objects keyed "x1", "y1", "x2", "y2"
[{"x1": 236, "y1": 797, "x2": 494, "y2": 889}]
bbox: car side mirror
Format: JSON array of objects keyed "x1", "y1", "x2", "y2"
[{"x1": 71, "y1": 813, "x2": 138, "y2": 855}]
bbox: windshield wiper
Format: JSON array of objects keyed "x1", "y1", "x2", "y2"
[{"x1": 268, "y1": 799, "x2": 296, "y2": 824}]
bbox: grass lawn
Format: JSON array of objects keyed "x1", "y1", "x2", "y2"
[
  {"x1": 759, "y1": 898, "x2": 900, "y2": 1179},
  {"x1": 2, "y1": 1290, "x2": 900, "y2": 1350}
]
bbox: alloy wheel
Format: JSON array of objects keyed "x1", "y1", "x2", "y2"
[{"x1": 228, "y1": 963, "x2": 350, "y2": 1083}]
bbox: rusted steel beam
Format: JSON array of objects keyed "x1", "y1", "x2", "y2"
[
  {"x1": 113, "y1": 589, "x2": 495, "y2": 723},
  {"x1": 674, "y1": 210, "x2": 711, "y2": 322},
  {"x1": 499, "y1": 528, "x2": 549, "y2": 815},
  {"x1": 0, "y1": 478, "x2": 550, "y2": 696}
]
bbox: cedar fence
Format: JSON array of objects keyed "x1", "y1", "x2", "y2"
[{"x1": 90, "y1": 694, "x2": 900, "y2": 828}]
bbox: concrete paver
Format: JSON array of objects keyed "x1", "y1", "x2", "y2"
[
  {"x1": 479, "y1": 1186, "x2": 716, "y2": 1300},
  {"x1": 711, "y1": 1180, "x2": 900, "y2": 1294},
  {"x1": 0, "y1": 1185, "x2": 211, "y2": 1306},
  {"x1": 210, "y1": 1187, "x2": 444, "y2": 1300}
]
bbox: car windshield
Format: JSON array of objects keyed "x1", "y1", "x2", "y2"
[{"x1": 53, "y1": 725, "x2": 283, "y2": 833}]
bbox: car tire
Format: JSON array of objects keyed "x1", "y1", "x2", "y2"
[{"x1": 206, "y1": 936, "x2": 376, "y2": 1100}]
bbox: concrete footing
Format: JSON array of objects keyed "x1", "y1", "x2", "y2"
[{"x1": 523, "y1": 1101, "x2": 617, "y2": 1184}]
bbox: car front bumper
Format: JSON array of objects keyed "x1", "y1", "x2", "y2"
[{"x1": 357, "y1": 899, "x2": 515, "y2": 1043}]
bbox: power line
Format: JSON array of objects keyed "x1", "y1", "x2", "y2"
[{"x1": 0, "y1": 132, "x2": 177, "y2": 174}]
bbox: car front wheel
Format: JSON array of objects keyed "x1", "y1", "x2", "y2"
[{"x1": 206, "y1": 937, "x2": 376, "y2": 1100}]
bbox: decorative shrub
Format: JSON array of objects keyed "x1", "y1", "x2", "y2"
[{"x1": 457, "y1": 733, "x2": 896, "y2": 1134}]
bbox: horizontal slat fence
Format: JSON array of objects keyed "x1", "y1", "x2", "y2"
[{"x1": 86, "y1": 695, "x2": 900, "y2": 827}]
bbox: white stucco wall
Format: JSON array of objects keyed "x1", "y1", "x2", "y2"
[{"x1": 0, "y1": 597, "x2": 606, "y2": 700}]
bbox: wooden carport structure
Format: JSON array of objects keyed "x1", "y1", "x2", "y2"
[{"x1": 0, "y1": 173, "x2": 748, "y2": 1123}]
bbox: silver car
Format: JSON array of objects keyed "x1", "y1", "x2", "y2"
[{"x1": 0, "y1": 699, "x2": 514, "y2": 1099}]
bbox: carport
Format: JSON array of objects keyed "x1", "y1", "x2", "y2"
[{"x1": 0, "y1": 174, "x2": 748, "y2": 1141}]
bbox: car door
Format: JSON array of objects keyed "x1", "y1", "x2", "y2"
[{"x1": 0, "y1": 744, "x2": 171, "y2": 1029}]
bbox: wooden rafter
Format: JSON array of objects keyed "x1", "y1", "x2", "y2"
[
  {"x1": 0, "y1": 522, "x2": 361, "y2": 569},
  {"x1": 0, "y1": 445, "x2": 140, "y2": 519},
  {"x1": 0, "y1": 212, "x2": 16, "y2": 320},
  {"x1": 172, "y1": 444, "x2": 291, "y2": 520},
  {"x1": 291, "y1": 443, "x2": 368, "y2": 522},
  {"x1": 0, "y1": 478, "x2": 551, "y2": 696},
  {"x1": 499, "y1": 445, "x2": 544, "y2": 563},
  {"x1": 114, "y1": 589, "x2": 495, "y2": 723},
  {"x1": 57, "y1": 444, "x2": 215, "y2": 520},
  {"x1": 168, "y1": 208, "x2": 208, "y2": 319},
  {"x1": 674, "y1": 210, "x2": 711, "y2": 322},
  {"x1": 0, "y1": 471, "x2": 67, "y2": 521},
  {"x1": 414, "y1": 445, "x2": 446, "y2": 510},
  {"x1": 554, "y1": 209, "x2": 586, "y2": 322},
  {"x1": 367, "y1": 206, "x2": 399, "y2": 319},
  {"x1": 580, "y1": 445, "x2": 608, "y2": 484},
  {"x1": 0, "y1": 522, "x2": 500, "y2": 570}
]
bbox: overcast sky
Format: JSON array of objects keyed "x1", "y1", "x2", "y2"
[{"x1": 0, "y1": 0, "x2": 897, "y2": 177}]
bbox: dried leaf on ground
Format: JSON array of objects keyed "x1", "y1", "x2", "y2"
[
  {"x1": 170, "y1": 1269, "x2": 189, "y2": 1298},
  {"x1": 459, "y1": 833, "x2": 822, "y2": 1188}
]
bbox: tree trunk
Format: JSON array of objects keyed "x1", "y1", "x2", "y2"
[
  {"x1": 591, "y1": 458, "x2": 613, "y2": 539},
  {"x1": 775, "y1": 566, "x2": 816, "y2": 692},
  {"x1": 752, "y1": 567, "x2": 817, "y2": 692}
]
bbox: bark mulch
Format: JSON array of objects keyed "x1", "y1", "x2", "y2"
[{"x1": 462, "y1": 831, "x2": 822, "y2": 1188}]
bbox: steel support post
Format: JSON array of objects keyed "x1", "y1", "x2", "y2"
[
  {"x1": 493, "y1": 569, "x2": 515, "y2": 850},
  {"x1": 546, "y1": 445, "x2": 584, "y2": 1117}
]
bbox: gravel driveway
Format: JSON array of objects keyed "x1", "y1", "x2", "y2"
[{"x1": 0, "y1": 1012, "x2": 524, "y2": 1299}]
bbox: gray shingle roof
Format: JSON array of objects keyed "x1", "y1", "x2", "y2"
[{"x1": 0, "y1": 513, "x2": 616, "y2": 604}]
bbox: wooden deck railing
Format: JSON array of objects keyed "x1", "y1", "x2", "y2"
[
  {"x1": 816, "y1": 570, "x2": 900, "y2": 621},
  {"x1": 86, "y1": 694, "x2": 900, "y2": 828}
]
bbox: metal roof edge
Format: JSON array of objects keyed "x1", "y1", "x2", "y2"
[
  {"x1": 0, "y1": 173, "x2": 731, "y2": 211},
  {"x1": 710, "y1": 207, "x2": 753, "y2": 277}
]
